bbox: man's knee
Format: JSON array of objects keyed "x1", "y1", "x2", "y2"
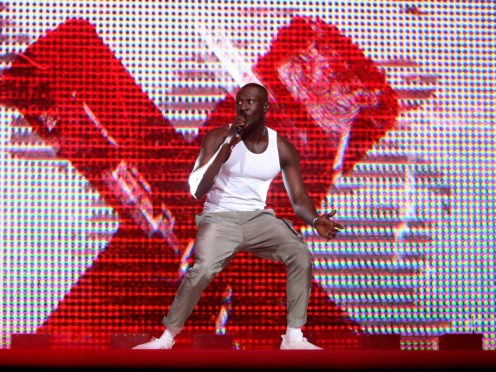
[
  {"x1": 187, "y1": 263, "x2": 219, "y2": 285},
  {"x1": 288, "y1": 245, "x2": 313, "y2": 270}
]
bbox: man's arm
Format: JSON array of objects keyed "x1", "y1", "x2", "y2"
[
  {"x1": 278, "y1": 135, "x2": 343, "y2": 239},
  {"x1": 188, "y1": 125, "x2": 241, "y2": 199}
]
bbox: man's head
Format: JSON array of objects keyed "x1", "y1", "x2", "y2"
[{"x1": 235, "y1": 83, "x2": 270, "y2": 127}]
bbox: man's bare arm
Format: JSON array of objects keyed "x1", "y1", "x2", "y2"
[
  {"x1": 278, "y1": 136, "x2": 343, "y2": 239},
  {"x1": 188, "y1": 125, "x2": 241, "y2": 199}
]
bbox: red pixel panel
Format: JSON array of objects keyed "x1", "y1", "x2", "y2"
[{"x1": 0, "y1": 16, "x2": 397, "y2": 349}]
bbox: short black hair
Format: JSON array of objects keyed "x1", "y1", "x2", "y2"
[{"x1": 239, "y1": 83, "x2": 268, "y2": 101}]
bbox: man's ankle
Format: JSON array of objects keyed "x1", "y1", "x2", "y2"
[
  {"x1": 160, "y1": 328, "x2": 178, "y2": 341},
  {"x1": 286, "y1": 326, "x2": 303, "y2": 341}
]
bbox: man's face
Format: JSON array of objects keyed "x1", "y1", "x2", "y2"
[{"x1": 235, "y1": 86, "x2": 268, "y2": 127}]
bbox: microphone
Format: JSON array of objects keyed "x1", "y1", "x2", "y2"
[{"x1": 236, "y1": 112, "x2": 247, "y2": 135}]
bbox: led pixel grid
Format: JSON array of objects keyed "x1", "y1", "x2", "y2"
[{"x1": 0, "y1": 0, "x2": 494, "y2": 350}]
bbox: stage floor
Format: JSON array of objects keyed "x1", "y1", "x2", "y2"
[{"x1": 1, "y1": 349, "x2": 496, "y2": 371}]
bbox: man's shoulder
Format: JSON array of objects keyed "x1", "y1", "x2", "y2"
[
  {"x1": 202, "y1": 125, "x2": 230, "y2": 142},
  {"x1": 276, "y1": 131, "x2": 296, "y2": 151},
  {"x1": 276, "y1": 131, "x2": 299, "y2": 166}
]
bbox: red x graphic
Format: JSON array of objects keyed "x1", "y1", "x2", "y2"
[{"x1": 0, "y1": 18, "x2": 397, "y2": 349}]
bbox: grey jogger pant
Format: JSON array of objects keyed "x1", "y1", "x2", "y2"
[{"x1": 162, "y1": 209, "x2": 312, "y2": 334}]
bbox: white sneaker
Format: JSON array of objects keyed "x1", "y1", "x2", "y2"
[
  {"x1": 280, "y1": 335, "x2": 323, "y2": 350},
  {"x1": 132, "y1": 336, "x2": 175, "y2": 350}
]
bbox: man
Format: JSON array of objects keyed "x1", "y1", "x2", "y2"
[{"x1": 134, "y1": 83, "x2": 343, "y2": 350}]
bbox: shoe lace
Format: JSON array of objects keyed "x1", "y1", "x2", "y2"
[
  {"x1": 148, "y1": 337, "x2": 164, "y2": 347},
  {"x1": 156, "y1": 336, "x2": 175, "y2": 348}
]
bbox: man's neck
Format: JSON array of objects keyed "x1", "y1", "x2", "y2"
[{"x1": 243, "y1": 123, "x2": 267, "y2": 143}]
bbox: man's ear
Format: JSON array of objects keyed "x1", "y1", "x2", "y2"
[{"x1": 264, "y1": 102, "x2": 270, "y2": 112}]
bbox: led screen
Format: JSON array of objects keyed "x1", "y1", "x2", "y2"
[{"x1": 0, "y1": 0, "x2": 494, "y2": 350}]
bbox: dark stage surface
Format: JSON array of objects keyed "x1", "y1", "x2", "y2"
[{"x1": 1, "y1": 349, "x2": 496, "y2": 371}]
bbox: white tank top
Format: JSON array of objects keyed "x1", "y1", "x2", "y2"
[{"x1": 203, "y1": 127, "x2": 281, "y2": 212}]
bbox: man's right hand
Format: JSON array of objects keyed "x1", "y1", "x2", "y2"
[
  {"x1": 224, "y1": 114, "x2": 246, "y2": 148},
  {"x1": 234, "y1": 112, "x2": 247, "y2": 134}
]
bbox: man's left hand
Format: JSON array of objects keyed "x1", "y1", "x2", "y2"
[{"x1": 314, "y1": 209, "x2": 344, "y2": 240}]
